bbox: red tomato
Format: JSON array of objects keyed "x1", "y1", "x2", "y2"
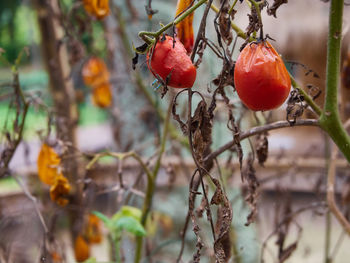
[
  {"x1": 147, "y1": 36, "x2": 196, "y2": 89},
  {"x1": 234, "y1": 41, "x2": 291, "y2": 111}
]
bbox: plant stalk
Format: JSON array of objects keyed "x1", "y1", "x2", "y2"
[
  {"x1": 319, "y1": 0, "x2": 350, "y2": 163},
  {"x1": 134, "y1": 104, "x2": 171, "y2": 263}
]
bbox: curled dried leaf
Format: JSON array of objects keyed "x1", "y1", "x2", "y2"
[
  {"x1": 242, "y1": 153, "x2": 259, "y2": 226},
  {"x1": 50, "y1": 174, "x2": 71, "y2": 206},
  {"x1": 92, "y1": 83, "x2": 112, "y2": 108},
  {"x1": 85, "y1": 214, "x2": 103, "y2": 244},
  {"x1": 267, "y1": 0, "x2": 288, "y2": 18},
  {"x1": 82, "y1": 57, "x2": 110, "y2": 87},
  {"x1": 191, "y1": 100, "x2": 212, "y2": 163},
  {"x1": 286, "y1": 89, "x2": 306, "y2": 125},
  {"x1": 74, "y1": 235, "x2": 90, "y2": 262},
  {"x1": 175, "y1": 0, "x2": 194, "y2": 53},
  {"x1": 50, "y1": 251, "x2": 62, "y2": 263},
  {"x1": 218, "y1": 0, "x2": 233, "y2": 45},
  {"x1": 256, "y1": 133, "x2": 268, "y2": 166},
  {"x1": 83, "y1": 0, "x2": 109, "y2": 19},
  {"x1": 37, "y1": 144, "x2": 61, "y2": 185}
]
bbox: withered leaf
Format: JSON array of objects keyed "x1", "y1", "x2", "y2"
[
  {"x1": 85, "y1": 214, "x2": 102, "y2": 244},
  {"x1": 267, "y1": 0, "x2": 288, "y2": 18},
  {"x1": 37, "y1": 144, "x2": 62, "y2": 185},
  {"x1": 74, "y1": 235, "x2": 90, "y2": 262},
  {"x1": 191, "y1": 101, "x2": 213, "y2": 162},
  {"x1": 218, "y1": 0, "x2": 233, "y2": 45},
  {"x1": 210, "y1": 177, "x2": 233, "y2": 263},
  {"x1": 242, "y1": 153, "x2": 259, "y2": 226},
  {"x1": 50, "y1": 174, "x2": 71, "y2": 207},
  {"x1": 82, "y1": 57, "x2": 110, "y2": 87},
  {"x1": 256, "y1": 133, "x2": 269, "y2": 166},
  {"x1": 83, "y1": 0, "x2": 110, "y2": 20},
  {"x1": 92, "y1": 83, "x2": 112, "y2": 108}
]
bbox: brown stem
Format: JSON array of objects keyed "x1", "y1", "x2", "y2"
[
  {"x1": 327, "y1": 146, "x2": 350, "y2": 235},
  {"x1": 205, "y1": 119, "x2": 319, "y2": 163}
]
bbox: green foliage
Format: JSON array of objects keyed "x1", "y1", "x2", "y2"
[
  {"x1": 0, "y1": 4, "x2": 38, "y2": 65},
  {"x1": 93, "y1": 206, "x2": 146, "y2": 237},
  {"x1": 82, "y1": 258, "x2": 97, "y2": 263},
  {"x1": 114, "y1": 216, "x2": 146, "y2": 236}
]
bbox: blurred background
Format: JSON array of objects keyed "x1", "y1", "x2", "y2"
[{"x1": 1, "y1": 0, "x2": 350, "y2": 262}]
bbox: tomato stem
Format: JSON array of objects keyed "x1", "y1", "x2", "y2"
[
  {"x1": 138, "y1": 0, "x2": 207, "y2": 43},
  {"x1": 248, "y1": 0, "x2": 264, "y2": 40},
  {"x1": 228, "y1": 0, "x2": 239, "y2": 15},
  {"x1": 319, "y1": 0, "x2": 350, "y2": 163}
]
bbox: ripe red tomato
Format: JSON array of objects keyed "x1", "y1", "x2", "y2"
[
  {"x1": 147, "y1": 35, "x2": 196, "y2": 89},
  {"x1": 234, "y1": 41, "x2": 291, "y2": 111}
]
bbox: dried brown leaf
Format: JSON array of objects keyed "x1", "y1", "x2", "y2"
[
  {"x1": 267, "y1": 0, "x2": 288, "y2": 18},
  {"x1": 242, "y1": 153, "x2": 259, "y2": 226},
  {"x1": 37, "y1": 144, "x2": 62, "y2": 186},
  {"x1": 256, "y1": 133, "x2": 268, "y2": 166},
  {"x1": 218, "y1": 1, "x2": 233, "y2": 45}
]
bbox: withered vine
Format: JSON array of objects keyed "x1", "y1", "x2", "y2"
[{"x1": 1, "y1": 0, "x2": 350, "y2": 263}]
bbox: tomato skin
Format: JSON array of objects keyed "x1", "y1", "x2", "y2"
[
  {"x1": 147, "y1": 36, "x2": 197, "y2": 89},
  {"x1": 234, "y1": 42, "x2": 291, "y2": 111}
]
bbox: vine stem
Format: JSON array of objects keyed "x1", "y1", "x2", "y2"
[
  {"x1": 138, "y1": 0, "x2": 207, "y2": 42},
  {"x1": 134, "y1": 103, "x2": 171, "y2": 263},
  {"x1": 319, "y1": 0, "x2": 350, "y2": 163},
  {"x1": 204, "y1": 119, "x2": 319, "y2": 162},
  {"x1": 86, "y1": 151, "x2": 153, "y2": 183}
]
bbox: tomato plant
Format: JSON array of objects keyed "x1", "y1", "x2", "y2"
[
  {"x1": 234, "y1": 41, "x2": 291, "y2": 111},
  {"x1": 147, "y1": 35, "x2": 197, "y2": 89}
]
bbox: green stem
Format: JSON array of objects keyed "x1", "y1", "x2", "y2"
[
  {"x1": 134, "y1": 104, "x2": 171, "y2": 263},
  {"x1": 228, "y1": 0, "x2": 239, "y2": 15},
  {"x1": 138, "y1": 0, "x2": 207, "y2": 41},
  {"x1": 319, "y1": 0, "x2": 350, "y2": 162},
  {"x1": 111, "y1": 233, "x2": 121, "y2": 263},
  {"x1": 248, "y1": 0, "x2": 263, "y2": 38}
]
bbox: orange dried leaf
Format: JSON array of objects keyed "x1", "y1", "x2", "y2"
[
  {"x1": 37, "y1": 144, "x2": 61, "y2": 185},
  {"x1": 74, "y1": 235, "x2": 90, "y2": 262},
  {"x1": 85, "y1": 214, "x2": 103, "y2": 244},
  {"x1": 175, "y1": 0, "x2": 194, "y2": 54},
  {"x1": 92, "y1": 83, "x2": 112, "y2": 108},
  {"x1": 82, "y1": 57, "x2": 110, "y2": 87},
  {"x1": 50, "y1": 251, "x2": 62, "y2": 263},
  {"x1": 50, "y1": 174, "x2": 71, "y2": 207},
  {"x1": 83, "y1": 0, "x2": 109, "y2": 20}
]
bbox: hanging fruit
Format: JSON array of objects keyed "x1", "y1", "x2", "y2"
[
  {"x1": 234, "y1": 41, "x2": 291, "y2": 111},
  {"x1": 147, "y1": 35, "x2": 197, "y2": 89}
]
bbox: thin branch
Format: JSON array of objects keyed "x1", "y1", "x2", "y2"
[
  {"x1": 134, "y1": 103, "x2": 171, "y2": 263},
  {"x1": 12, "y1": 174, "x2": 49, "y2": 234},
  {"x1": 86, "y1": 151, "x2": 153, "y2": 183},
  {"x1": 138, "y1": 0, "x2": 207, "y2": 42},
  {"x1": 205, "y1": 119, "x2": 319, "y2": 162},
  {"x1": 327, "y1": 145, "x2": 350, "y2": 235}
]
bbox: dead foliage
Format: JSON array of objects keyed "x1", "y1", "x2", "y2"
[{"x1": 267, "y1": 0, "x2": 288, "y2": 18}]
